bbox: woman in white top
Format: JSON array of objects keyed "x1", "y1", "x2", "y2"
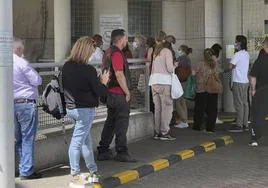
[{"x1": 149, "y1": 31, "x2": 176, "y2": 141}]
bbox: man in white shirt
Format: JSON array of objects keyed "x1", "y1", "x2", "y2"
[
  {"x1": 227, "y1": 35, "x2": 250, "y2": 132},
  {"x1": 13, "y1": 38, "x2": 42, "y2": 179}
]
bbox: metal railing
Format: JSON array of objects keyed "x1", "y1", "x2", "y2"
[{"x1": 33, "y1": 59, "x2": 151, "y2": 130}]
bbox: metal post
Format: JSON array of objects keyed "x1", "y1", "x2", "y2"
[
  {"x1": 0, "y1": 0, "x2": 15, "y2": 188},
  {"x1": 144, "y1": 62, "x2": 150, "y2": 112}
]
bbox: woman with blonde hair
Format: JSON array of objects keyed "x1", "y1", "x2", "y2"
[
  {"x1": 149, "y1": 31, "x2": 176, "y2": 141},
  {"x1": 62, "y1": 36, "x2": 109, "y2": 186},
  {"x1": 192, "y1": 48, "x2": 222, "y2": 132}
]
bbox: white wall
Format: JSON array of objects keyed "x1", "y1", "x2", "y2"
[
  {"x1": 204, "y1": 0, "x2": 222, "y2": 48},
  {"x1": 93, "y1": 0, "x2": 128, "y2": 34},
  {"x1": 162, "y1": 0, "x2": 186, "y2": 50},
  {"x1": 185, "y1": 0, "x2": 205, "y2": 64}
]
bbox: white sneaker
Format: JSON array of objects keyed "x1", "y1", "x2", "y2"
[
  {"x1": 216, "y1": 117, "x2": 223, "y2": 124},
  {"x1": 69, "y1": 174, "x2": 92, "y2": 188},
  {"x1": 174, "y1": 122, "x2": 189, "y2": 129},
  {"x1": 248, "y1": 141, "x2": 258, "y2": 147},
  {"x1": 87, "y1": 171, "x2": 100, "y2": 183}
]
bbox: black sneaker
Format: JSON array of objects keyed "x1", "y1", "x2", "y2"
[
  {"x1": 159, "y1": 133, "x2": 176, "y2": 141},
  {"x1": 20, "y1": 172, "x2": 42, "y2": 180},
  {"x1": 204, "y1": 129, "x2": 215, "y2": 134},
  {"x1": 114, "y1": 154, "x2": 137, "y2": 163},
  {"x1": 153, "y1": 132, "x2": 161, "y2": 140},
  {"x1": 243, "y1": 126, "x2": 249, "y2": 131},
  {"x1": 228, "y1": 125, "x2": 243, "y2": 133},
  {"x1": 97, "y1": 150, "x2": 113, "y2": 161}
]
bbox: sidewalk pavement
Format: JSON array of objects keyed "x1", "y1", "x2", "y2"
[{"x1": 15, "y1": 114, "x2": 267, "y2": 188}]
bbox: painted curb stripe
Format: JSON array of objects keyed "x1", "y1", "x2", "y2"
[
  {"x1": 190, "y1": 146, "x2": 206, "y2": 156},
  {"x1": 163, "y1": 154, "x2": 182, "y2": 165},
  {"x1": 96, "y1": 136, "x2": 233, "y2": 188},
  {"x1": 112, "y1": 170, "x2": 139, "y2": 184},
  {"x1": 213, "y1": 138, "x2": 225, "y2": 148},
  {"x1": 200, "y1": 142, "x2": 216, "y2": 152},
  {"x1": 93, "y1": 184, "x2": 102, "y2": 188},
  {"x1": 221, "y1": 136, "x2": 234, "y2": 145},
  {"x1": 100, "y1": 177, "x2": 121, "y2": 188},
  {"x1": 135, "y1": 165, "x2": 155, "y2": 178},
  {"x1": 149, "y1": 159, "x2": 169, "y2": 171},
  {"x1": 176, "y1": 149, "x2": 195, "y2": 160}
]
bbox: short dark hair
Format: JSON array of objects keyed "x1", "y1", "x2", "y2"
[
  {"x1": 111, "y1": 29, "x2": 126, "y2": 44},
  {"x1": 146, "y1": 37, "x2": 156, "y2": 48},
  {"x1": 211, "y1": 43, "x2": 222, "y2": 58},
  {"x1": 235, "y1": 35, "x2": 247, "y2": 51},
  {"x1": 264, "y1": 37, "x2": 268, "y2": 47},
  {"x1": 92, "y1": 34, "x2": 103, "y2": 47},
  {"x1": 180, "y1": 45, "x2": 192, "y2": 55}
]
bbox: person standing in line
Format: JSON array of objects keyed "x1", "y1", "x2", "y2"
[
  {"x1": 174, "y1": 45, "x2": 192, "y2": 129},
  {"x1": 132, "y1": 35, "x2": 147, "y2": 58},
  {"x1": 227, "y1": 35, "x2": 250, "y2": 132},
  {"x1": 62, "y1": 36, "x2": 109, "y2": 185},
  {"x1": 149, "y1": 31, "x2": 176, "y2": 141},
  {"x1": 90, "y1": 34, "x2": 104, "y2": 61},
  {"x1": 192, "y1": 49, "x2": 221, "y2": 132},
  {"x1": 248, "y1": 37, "x2": 268, "y2": 147},
  {"x1": 13, "y1": 37, "x2": 42, "y2": 180},
  {"x1": 97, "y1": 29, "x2": 137, "y2": 162},
  {"x1": 211, "y1": 43, "x2": 224, "y2": 124},
  {"x1": 146, "y1": 36, "x2": 156, "y2": 113}
]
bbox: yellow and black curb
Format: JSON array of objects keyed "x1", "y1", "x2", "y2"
[{"x1": 93, "y1": 136, "x2": 233, "y2": 188}]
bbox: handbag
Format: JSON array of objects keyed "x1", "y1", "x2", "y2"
[
  {"x1": 171, "y1": 73, "x2": 184, "y2": 99},
  {"x1": 183, "y1": 75, "x2": 196, "y2": 100},
  {"x1": 205, "y1": 70, "x2": 222, "y2": 94}
]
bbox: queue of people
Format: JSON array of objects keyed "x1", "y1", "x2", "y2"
[{"x1": 13, "y1": 31, "x2": 268, "y2": 187}]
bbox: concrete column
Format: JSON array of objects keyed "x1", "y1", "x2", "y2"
[
  {"x1": 162, "y1": 0, "x2": 186, "y2": 49},
  {"x1": 222, "y1": 0, "x2": 237, "y2": 112},
  {"x1": 54, "y1": 0, "x2": 71, "y2": 63},
  {"x1": 0, "y1": 0, "x2": 15, "y2": 188}
]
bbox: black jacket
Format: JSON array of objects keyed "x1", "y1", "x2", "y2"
[{"x1": 62, "y1": 61, "x2": 107, "y2": 109}]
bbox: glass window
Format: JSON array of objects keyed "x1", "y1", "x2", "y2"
[
  {"x1": 71, "y1": 0, "x2": 93, "y2": 43},
  {"x1": 128, "y1": 0, "x2": 162, "y2": 38}
]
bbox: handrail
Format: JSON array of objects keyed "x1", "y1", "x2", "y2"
[{"x1": 32, "y1": 58, "x2": 150, "y2": 69}]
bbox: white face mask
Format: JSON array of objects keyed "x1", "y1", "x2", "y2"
[{"x1": 132, "y1": 41, "x2": 138, "y2": 48}]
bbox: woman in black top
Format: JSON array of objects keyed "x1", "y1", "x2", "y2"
[{"x1": 62, "y1": 36, "x2": 109, "y2": 184}]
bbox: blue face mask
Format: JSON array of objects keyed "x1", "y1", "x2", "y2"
[{"x1": 175, "y1": 50, "x2": 184, "y2": 58}]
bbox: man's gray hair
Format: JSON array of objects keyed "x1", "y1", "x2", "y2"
[
  {"x1": 13, "y1": 37, "x2": 24, "y2": 51},
  {"x1": 264, "y1": 37, "x2": 268, "y2": 47}
]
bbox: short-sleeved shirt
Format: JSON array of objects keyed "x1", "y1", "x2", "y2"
[
  {"x1": 108, "y1": 51, "x2": 125, "y2": 94},
  {"x1": 230, "y1": 50, "x2": 250, "y2": 83},
  {"x1": 250, "y1": 49, "x2": 268, "y2": 90}
]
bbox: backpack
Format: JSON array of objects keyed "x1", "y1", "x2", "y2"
[
  {"x1": 205, "y1": 70, "x2": 222, "y2": 94},
  {"x1": 42, "y1": 72, "x2": 66, "y2": 119}
]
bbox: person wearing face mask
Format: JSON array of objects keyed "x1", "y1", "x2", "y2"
[
  {"x1": 90, "y1": 34, "x2": 104, "y2": 61},
  {"x1": 132, "y1": 35, "x2": 147, "y2": 58},
  {"x1": 174, "y1": 45, "x2": 192, "y2": 128},
  {"x1": 248, "y1": 37, "x2": 268, "y2": 147},
  {"x1": 225, "y1": 35, "x2": 250, "y2": 133}
]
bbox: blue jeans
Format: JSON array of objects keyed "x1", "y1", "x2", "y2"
[
  {"x1": 67, "y1": 108, "x2": 97, "y2": 175},
  {"x1": 14, "y1": 102, "x2": 38, "y2": 176}
]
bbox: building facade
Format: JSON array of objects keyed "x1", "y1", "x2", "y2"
[{"x1": 13, "y1": 0, "x2": 268, "y2": 111}]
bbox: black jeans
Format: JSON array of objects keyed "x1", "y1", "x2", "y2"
[
  {"x1": 98, "y1": 93, "x2": 130, "y2": 154},
  {"x1": 193, "y1": 92, "x2": 218, "y2": 131},
  {"x1": 251, "y1": 86, "x2": 268, "y2": 141}
]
